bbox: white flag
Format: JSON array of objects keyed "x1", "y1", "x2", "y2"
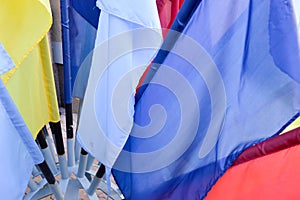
[{"x1": 77, "y1": 0, "x2": 162, "y2": 168}]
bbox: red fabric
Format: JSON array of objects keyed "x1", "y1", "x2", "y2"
[
  {"x1": 206, "y1": 127, "x2": 300, "y2": 200},
  {"x1": 157, "y1": 0, "x2": 184, "y2": 37},
  {"x1": 136, "y1": 61, "x2": 152, "y2": 95},
  {"x1": 233, "y1": 126, "x2": 300, "y2": 166},
  {"x1": 206, "y1": 143, "x2": 300, "y2": 200}
]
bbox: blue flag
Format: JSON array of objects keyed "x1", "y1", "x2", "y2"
[
  {"x1": 70, "y1": 0, "x2": 100, "y2": 99},
  {"x1": 0, "y1": 43, "x2": 44, "y2": 199},
  {"x1": 112, "y1": 0, "x2": 300, "y2": 199},
  {"x1": 0, "y1": 43, "x2": 14, "y2": 74}
]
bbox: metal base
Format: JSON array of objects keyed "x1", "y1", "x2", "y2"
[{"x1": 26, "y1": 171, "x2": 123, "y2": 200}]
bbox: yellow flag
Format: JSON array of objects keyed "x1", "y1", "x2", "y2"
[
  {"x1": 281, "y1": 117, "x2": 300, "y2": 134},
  {"x1": 0, "y1": 0, "x2": 60, "y2": 138}
]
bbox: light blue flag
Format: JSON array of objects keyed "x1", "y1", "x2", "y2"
[
  {"x1": 112, "y1": 0, "x2": 300, "y2": 199},
  {"x1": 76, "y1": 0, "x2": 162, "y2": 168},
  {"x1": 0, "y1": 43, "x2": 14, "y2": 74},
  {"x1": 0, "y1": 43, "x2": 44, "y2": 199}
]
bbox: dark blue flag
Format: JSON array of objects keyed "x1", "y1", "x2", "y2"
[
  {"x1": 70, "y1": 0, "x2": 100, "y2": 98},
  {"x1": 112, "y1": 0, "x2": 300, "y2": 199}
]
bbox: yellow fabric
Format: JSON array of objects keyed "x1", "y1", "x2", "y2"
[
  {"x1": 281, "y1": 116, "x2": 300, "y2": 134},
  {"x1": 0, "y1": 0, "x2": 60, "y2": 138}
]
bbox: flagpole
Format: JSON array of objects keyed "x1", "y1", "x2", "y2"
[
  {"x1": 28, "y1": 178, "x2": 39, "y2": 192},
  {"x1": 42, "y1": 127, "x2": 56, "y2": 163},
  {"x1": 49, "y1": 122, "x2": 69, "y2": 179},
  {"x1": 36, "y1": 130, "x2": 64, "y2": 199},
  {"x1": 87, "y1": 164, "x2": 106, "y2": 196},
  {"x1": 60, "y1": 0, "x2": 75, "y2": 167},
  {"x1": 36, "y1": 130, "x2": 58, "y2": 175},
  {"x1": 135, "y1": 0, "x2": 202, "y2": 102},
  {"x1": 38, "y1": 161, "x2": 64, "y2": 200},
  {"x1": 74, "y1": 98, "x2": 83, "y2": 163},
  {"x1": 76, "y1": 148, "x2": 88, "y2": 178},
  {"x1": 74, "y1": 99, "x2": 95, "y2": 178}
]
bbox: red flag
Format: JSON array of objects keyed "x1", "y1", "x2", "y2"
[
  {"x1": 206, "y1": 127, "x2": 300, "y2": 199},
  {"x1": 157, "y1": 0, "x2": 184, "y2": 37}
]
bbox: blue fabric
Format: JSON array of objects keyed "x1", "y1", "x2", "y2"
[
  {"x1": 71, "y1": 0, "x2": 100, "y2": 29},
  {"x1": 0, "y1": 43, "x2": 14, "y2": 74},
  {"x1": 0, "y1": 79, "x2": 44, "y2": 164},
  {"x1": 112, "y1": 0, "x2": 300, "y2": 199},
  {"x1": 0, "y1": 78, "x2": 44, "y2": 199},
  {"x1": 70, "y1": 0, "x2": 100, "y2": 98},
  {"x1": 0, "y1": 43, "x2": 44, "y2": 199},
  {"x1": 0, "y1": 42, "x2": 43, "y2": 164}
]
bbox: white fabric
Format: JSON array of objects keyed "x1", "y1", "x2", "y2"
[
  {"x1": 96, "y1": 0, "x2": 161, "y2": 28},
  {"x1": 293, "y1": 0, "x2": 300, "y2": 28},
  {"x1": 77, "y1": 0, "x2": 162, "y2": 168}
]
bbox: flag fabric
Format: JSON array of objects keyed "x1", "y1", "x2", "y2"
[
  {"x1": 77, "y1": 0, "x2": 162, "y2": 168},
  {"x1": 157, "y1": 0, "x2": 184, "y2": 37},
  {"x1": 136, "y1": 0, "x2": 184, "y2": 95},
  {"x1": 112, "y1": 0, "x2": 300, "y2": 199},
  {"x1": 293, "y1": 0, "x2": 300, "y2": 29},
  {"x1": 0, "y1": 47, "x2": 44, "y2": 200},
  {"x1": 70, "y1": 0, "x2": 100, "y2": 99},
  {"x1": 233, "y1": 125, "x2": 300, "y2": 166},
  {"x1": 282, "y1": 116, "x2": 300, "y2": 133},
  {"x1": 0, "y1": 43, "x2": 14, "y2": 74},
  {"x1": 0, "y1": 0, "x2": 60, "y2": 138},
  {"x1": 206, "y1": 127, "x2": 300, "y2": 200}
]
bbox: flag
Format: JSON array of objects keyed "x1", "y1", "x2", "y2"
[
  {"x1": 76, "y1": 0, "x2": 162, "y2": 168},
  {"x1": 233, "y1": 123, "x2": 300, "y2": 166},
  {"x1": 0, "y1": 0, "x2": 60, "y2": 138},
  {"x1": 70, "y1": 0, "x2": 100, "y2": 99},
  {"x1": 112, "y1": 0, "x2": 300, "y2": 199},
  {"x1": 136, "y1": 0, "x2": 184, "y2": 95},
  {"x1": 206, "y1": 127, "x2": 300, "y2": 199},
  {"x1": 0, "y1": 43, "x2": 13, "y2": 74},
  {"x1": 281, "y1": 116, "x2": 300, "y2": 133},
  {"x1": 0, "y1": 46, "x2": 44, "y2": 199},
  {"x1": 293, "y1": 0, "x2": 300, "y2": 29},
  {"x1": 157, "y1": 0, "x2": 184, "y2": 37}
]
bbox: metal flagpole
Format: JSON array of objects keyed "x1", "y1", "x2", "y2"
[
  {"x1": 60, "y1": 0, "x2": 75, "y2": 167},
  {"x1": 36, "y1": 129, "x2": 58, "y2": 176},
  {"x1": 87, "y1": 164, "x2": 106, "y2": 196},
  {"x1": 49, "y1": 122, "x2": 69, "y2": 179},
  {"x1": 38, "y1": 161, "x2": 64, "y2": 200}
]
